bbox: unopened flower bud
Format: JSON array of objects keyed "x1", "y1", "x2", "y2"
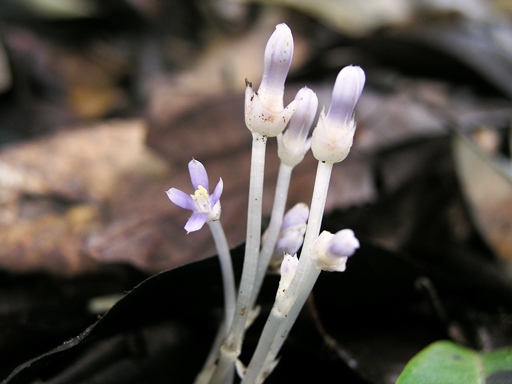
[
  {"x1": 311, "y1": 229, "x2": 359, "y2": 272},
  {"x1": 245, "y1": 23, "x2": 297, "y2": 137},
  {"x1": 311, "y1": 66, "x2": 365, "y2": 163},
  {"x1": 272, "y1": 203, "x2": 309, "y2": 264},
  {"x1": 277, "y1": 87, "x2": 318, "y2": 166},
  {"x1": 260, "y1": 23, "x2": 294, "y2": 108}
]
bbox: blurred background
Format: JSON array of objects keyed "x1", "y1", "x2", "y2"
[
  {"x1": 1, "y1": 0, "x2": 512, "y2": 273},
  {"x1": 1, "y1": 0, "x2": 512, "y2": 382}
]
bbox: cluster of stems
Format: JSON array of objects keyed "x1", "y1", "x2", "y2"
[{"x1": 167, "y1": 23, "x2": 365, "y2": 384}]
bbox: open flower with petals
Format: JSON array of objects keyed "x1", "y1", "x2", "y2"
[
  {"x1": 311, "y1": 229, "x2": 359, "y2": 272},
  {"x1": 311, "y1": 65, "x2": 365, "y2": 163},
  {"x1": 245, "y1": 23, "x2": 298, "y2": 137},
  {"x1": 166, "y1": 159, "x2": 223, "y2": 233}
]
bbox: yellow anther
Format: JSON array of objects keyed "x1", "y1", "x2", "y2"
[{"x1": 193, "y1": 185, "x2": 209, "y2": 201}]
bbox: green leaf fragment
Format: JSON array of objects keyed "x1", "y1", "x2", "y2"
[{"x1": 396, "y1": 340, "x2": 512, "y2": 384}]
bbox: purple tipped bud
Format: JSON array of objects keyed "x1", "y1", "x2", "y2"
[
  {"x1": 260, "y1": 23, "x2": 294, "y2": 106},
  {"x1": 311, "y1": 229, "x2": 359, "y2": 272},
  {"x1": 328, "y1": 229, "x2": 360, "y2": 258},
  {"x1": 272, "y1": 203, "x2": 309, "y2": 263},
  {"x1": 326, "y1": 66, "x2": 365, "y2": 126},
  {"x1": 311, "y1": 66, "x2": 365, "y2": 163},
  {"x1": 278, "y1": 87, "x2": 318, "y2": 166},
  {"x1": 245, "y1": 23, "x2": 297, "y2": 137},
  {"x1": 281, "y1": 202, "x2": 309, "y2": 231}
]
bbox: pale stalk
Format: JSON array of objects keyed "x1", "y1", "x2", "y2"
[
  {"x1": 210, "y1": 132, "x2": 267, "y2": 383},
  {"x1": 194, "y1": 220, "x2": 236, "y2": 384},
  {"x1": 242, "y1": 161, "x2": 332, "y2": 383},
  {"x1": 208, "y1": 220, "x2": 236, "y2": 332},
  {"x1": 251, "y1": 162, "x2": 293, "y2": 308}
]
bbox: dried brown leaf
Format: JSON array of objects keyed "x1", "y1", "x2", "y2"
[
  {"x1": 453, "y1": 132, "x2": 512, "y2": 264},
  {"x1": 0, "y1": 205, "x2": 101, "y2": 274},
  {"x1": 0, "y1": 119, "x2": 169, "y2": 275},
  {"x1": 0, "y1": 119, "x2": 164, "y2": 204}
]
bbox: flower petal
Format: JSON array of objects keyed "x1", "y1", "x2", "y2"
[
  {"x1": 166, "y1": 188, "x2": 196, "y2": 211},
  {"x1": 211, "y1": 178, "x2": 223, "y2": 206},
  {"x1": 185, "y1": 212, "x2": 208, "y2": 233},
  {"x1": 188, "y1": 159, "x2": 209, "y2": 190}
]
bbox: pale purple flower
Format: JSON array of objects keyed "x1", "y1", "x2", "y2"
[
  {"x1": 311, "y1": 229, "x2": 359, "y2": 272},
  {"x1": 245, "y1": 23, "x2": 298, "y2": 137},
  {"x1": 311, "y1": 66, "x2": 365, "y2": 163},
  {"x1": 166, "y1": 159, "x2": 223, "y2": 233},
  {"x1": 277, "y1": 87, "x2": 318, "y2": 166}
]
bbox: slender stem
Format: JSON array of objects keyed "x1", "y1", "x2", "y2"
[
  {"x1": 208, "y1": 220, "x2": 236, "y2": 333},
  {"x1": 210, "y1": 132, "x2": 267, "y2": 384},
  {"x1": 251, "y1": 162, "x2": 293, "y2": 309},
  {"x1": 194, "y1": 220, "x2": 236, "y2": 384},
  {"x1": 242, "y1": 161, "x2": 333, "y2": 383},
  {"x1": 250, "y1": 268, "x2": 321, "y2": 384},
  {"x1": 283, "y1": 161, "x2": 332, "y2": 300}
]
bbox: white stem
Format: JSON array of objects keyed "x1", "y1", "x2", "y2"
[
  {"x1": 208, "y1": 220, "x2": 236, "y2": 333},
  {"x1": 242, "y1": 161, "x2": 333, "y2": 383},
  {"x1": 210, "y1": 132, "x2": 267, "y2": 384},
  {"x1": 194, "y1": 220, "x2": 236, "y2": 384},
  {"x1": 251, "y1": 268, "x2": 321, "y2": 384},
  {"x1": 251, "y1": 162, "x2": 293, "y2": 308}
]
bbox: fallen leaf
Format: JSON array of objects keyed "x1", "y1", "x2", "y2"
[
  {"x1": 0, "y1": 119, "x2": 165, "y2": 204},
  {"x1": 0, "y1": 204, "x2": 101, "y2": 275},
  {"x1": 0, "y1": 119, "x2": 169, "y2": 275},
  {"x1": 453, "y1": 132, "x2": 512, "y2": 265}
]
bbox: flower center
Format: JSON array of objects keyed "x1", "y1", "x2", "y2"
[{"x1": 193, "y1": 185, "x2": 210, "y2": 212}]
